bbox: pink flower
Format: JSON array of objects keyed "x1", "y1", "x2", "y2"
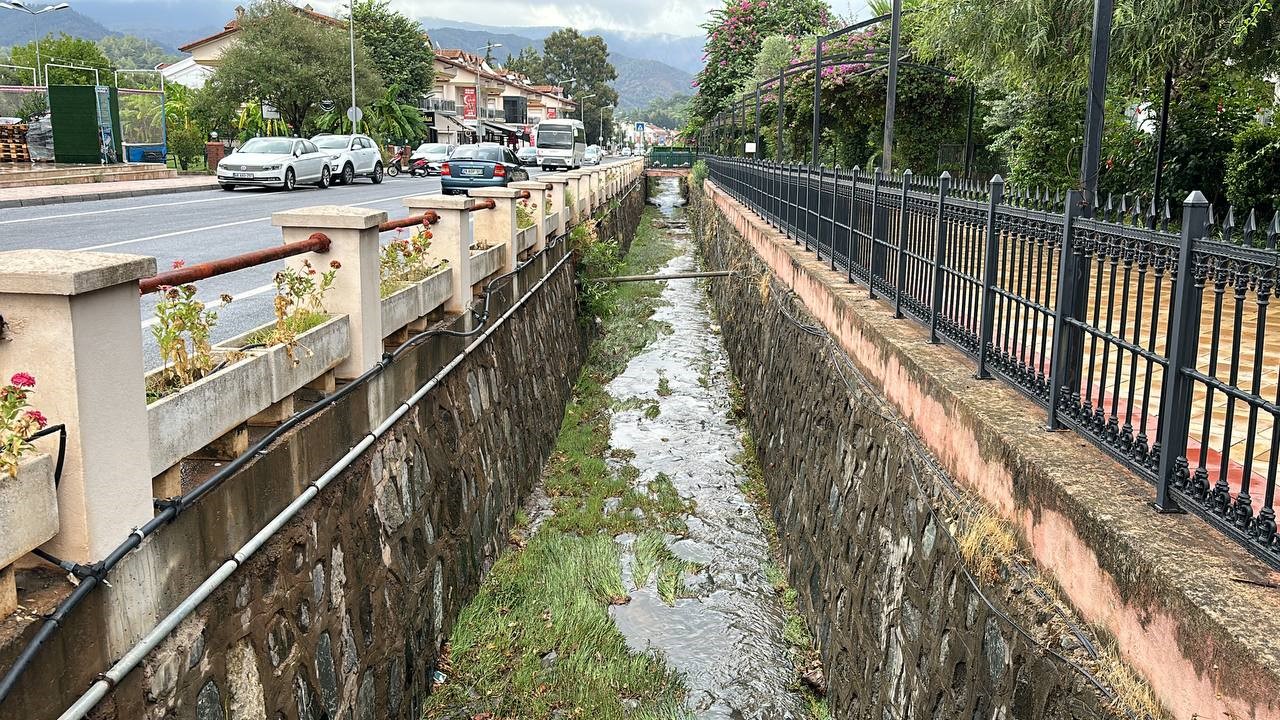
[
  {"x1": 172, "y1": 259, "x2": 186, "y2": 269},
  {"x1": 9, "y1": 372, "x2": 35, "y2": 388},
  {"x1": 25, "y1": 410, "x2": 47, "y2": 429}
]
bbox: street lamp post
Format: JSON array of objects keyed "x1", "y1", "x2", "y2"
[
  {"x1": 1, "y1": 2, "x2": 70, "y2": 87},
  {"x1": 473, "y1": 41, "x2": 503, "y2": 142},
  {"x1": 599, "y1": 104, "x2": 613, "y2": 146},
  {"x1": 576, "y1": 93, "x2": 595, "y2": 121}
]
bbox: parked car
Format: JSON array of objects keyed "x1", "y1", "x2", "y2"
[
  {"x1": 621, "y1": 147, "x2": 633, "y2": 156},
  {"x1": 311, "y1": 133, "x2": 384, "y2": 184},
  {"x1": 217, "y1": 137, "x2": 331, "y2": 191},
  {"x1": 410, "y1": 142, "x2": 453, "y2": 175},
  {"x1": 441, "y1": 143, "x2": 530, "y2": 194},
  {"x1": 516, "y1": 146, "x2": 539, "y2": 166},
  {"x1": 583, "y1": 145, "x2": 602, "y2": 165}
]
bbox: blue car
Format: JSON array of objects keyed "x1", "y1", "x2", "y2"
[{"x1": 441, "y1": 143, "x2": 531, "y2": 194}]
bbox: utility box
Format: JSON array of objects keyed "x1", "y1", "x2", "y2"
[{"x1": 48, "y1": 85, "x2": 122, "y2": 164}]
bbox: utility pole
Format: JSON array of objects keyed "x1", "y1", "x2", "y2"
[
  {"x1": 881, "y1": 0, "x2": 902, "y2": 172},
  {"x1": 1079, "y1": 0, "x2": 1115, "y2": 214}
]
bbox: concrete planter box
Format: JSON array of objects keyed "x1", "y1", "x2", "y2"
[
  {"x1": 0, "y1": 453, "x2": 57, "y2": 568},
  {"x1": 381, "y1": 283, "x2": 422, "y2": 336},
  {"x1": 517, "y1": 225, "x2": 538, "y2": 252},
  {"x1": 544, "y1": 215, "x2": 556, "y2": 239},
  {"x1": 469, "y1": 244, "x2": 505, "y2": 282},
  {"x1": 217, "y1": 315, "x2": 350, "y2": 405},
  {"x1": 146, "y1": 352, "x2": 273, "y2": 477},
  {"x1": 420, "y1": 267, "x2": 452, "y2": 315}
]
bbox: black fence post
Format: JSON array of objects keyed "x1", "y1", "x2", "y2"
[
  {"x1": 1047, "y1": 189, "x2": 1087, "y2": 429},
  {"x1": 929, "y1": 172, "x2": 951, "y2": 343},
  {"x1": 869, "y1": 168, "x2": 882, "y2": 300},
  {"x1": 976, "y1": 174, "x2": 1005, "y2": 379},
  {"x1": 894, "y1": 169, "x2": 912, "y2": 318},
  {"x1": 1153, "y1": 191, "x2": 1209, "y2": 512},
  {"x1": 848, "y1": 167, "x2": 859, "y2": 283}
]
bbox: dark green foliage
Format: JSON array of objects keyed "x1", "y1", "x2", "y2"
[
  {"x1": 1227, "y1": 123, "x2": 1280, "y2": 218},
  {"x1": 203, "y1": 0, "x2": 382, "y2": 133},
  {"x1": 351, "y1": 0, "x2": 434, "y2": 103}
]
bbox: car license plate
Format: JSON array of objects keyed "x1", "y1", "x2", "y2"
[
  {"x1": 461, "y1": 167, "x2": 483, "y2": 177},
  {"x1": 232, "y1": 172, "x2": 253, "y2": 179}
]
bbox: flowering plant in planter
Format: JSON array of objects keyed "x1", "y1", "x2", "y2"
[
  {"x1": 1, "y1": 372, "x2": 48, "y2": 478},
  {"x1": 248, "y1": 258, "x2": 341, "y2": 363},
  {"x1": 381, "y1": 228, "x2": 443, "y2": 296},
  {"x1": 149, "y1": 261, "x2": 233, "y2": 401},
  {"x1": 516, "y1": 198, "x2": 539, "y2": 229}
]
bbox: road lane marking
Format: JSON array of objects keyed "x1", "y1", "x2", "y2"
[
  {"x1": 141, "y1": 282, "x2": 276, "y2": 329},
  {"x1": 75, "y1": 191, "x2": 430, "y2": 252},
  {"x1": 0, "y1": 195, "x2": 234, "y2": 225}
]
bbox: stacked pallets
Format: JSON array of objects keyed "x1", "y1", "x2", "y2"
[{"x1": 0, "y1": 124, "x2": 31, "y2": 163}]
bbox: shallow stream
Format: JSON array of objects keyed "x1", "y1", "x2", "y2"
[{"x1": 605, "y1": 177, "x2": 809, "y2": 719}]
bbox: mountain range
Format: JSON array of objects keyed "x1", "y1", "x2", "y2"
[
  {"x1": 425, "y1": 25, "x2": 695, "y2": 110},
  {"x1": 0, "y1": 4, "x2": 702, "y2": 110}
]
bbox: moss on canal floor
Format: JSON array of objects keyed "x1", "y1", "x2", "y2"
[{"x1": 422, "y1": 207, "x2": 692, "y2": 719}]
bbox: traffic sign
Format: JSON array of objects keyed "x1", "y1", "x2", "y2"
[
  {"x1": 347, "y1": 106, "x2": 363, "y2": 124},
  {"x1": 635, "y1": 122, "x2": 645, "y2": 133}
]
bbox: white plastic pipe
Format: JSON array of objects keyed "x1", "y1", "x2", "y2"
[{"x1": 56, "y1": 249, "x2": 574, "y2": 720}]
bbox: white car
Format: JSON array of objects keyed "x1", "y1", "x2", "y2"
[
  {"x1": 311, "y1": 133, "x2": 385, "y2": 185},
  {"x1": 217, "y1": 137, "x2": 332, "y2": 191}
]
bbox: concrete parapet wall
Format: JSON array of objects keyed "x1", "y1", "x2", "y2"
[
  {"x1": 0, "y1": 171, "x2": 647, "y2": 720},
  {"x1": 693, "y1": 178, "x2": 1280, "y2": 719}
]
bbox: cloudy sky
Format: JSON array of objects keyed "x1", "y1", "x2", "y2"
[{"x1": 306, "y1": 0, "x2": 871, "y2": 37}]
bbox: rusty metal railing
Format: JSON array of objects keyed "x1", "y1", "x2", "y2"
[
  {"x1": 379, "y1": 212, "x2": 439, "y2": 233},
  {"x1": 138, "y1": 233, "x2": 332, "y2": 294}
]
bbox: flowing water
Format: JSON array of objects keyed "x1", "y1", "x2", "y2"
[{"x1": 606, "y1": 177, "x2": 809, "y2": 719}]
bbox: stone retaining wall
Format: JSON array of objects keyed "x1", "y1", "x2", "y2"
[
  {"x1": 692, "y1": 184, "x2": 1107, "y2": 718},
  {"x1": 0, "y1": 180, "x2": 647, "y2": 720}
]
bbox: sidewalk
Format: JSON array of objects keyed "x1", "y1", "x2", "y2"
[{"x1": 0, "y1": 175, "x2": 220, "y2": 209}]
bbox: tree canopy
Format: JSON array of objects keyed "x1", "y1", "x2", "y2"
[
  {"x1": 351, "y1": 0, "x2": 434, "y2": 104},
  {"x1": 2, "y1": 33, "x2": 113, "y2": 86},
  {"x1": 506, "y1": 29, "x2": 620, "y2": 144},
  {"x1": 689, "y1": 0, "x2": 834, "y2": 131},
  {"x1": 203, "y1": 0, "x2": 381, "y2": 134},
  {"x1": 97, "y1": 35, "x2": 179, "y2": 74}
]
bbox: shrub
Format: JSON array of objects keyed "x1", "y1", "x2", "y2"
[
  {"x1": 169, "y1": 123, "x2": 208, "y2": 171},
  {"x1": 1226, "y1": 123, "x2": 1280, "y2": 220},
  {"x1": 690, "y1": 159, "x2": 708, "y2": 186}
]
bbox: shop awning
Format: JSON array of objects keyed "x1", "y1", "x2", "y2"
[{"x1": 482, "y1": 119, "x2": 521, "y2": 134}]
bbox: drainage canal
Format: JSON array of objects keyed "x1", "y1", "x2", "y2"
[{"x1": 424, "y1": 176, "x2": 824, "y2": 719}]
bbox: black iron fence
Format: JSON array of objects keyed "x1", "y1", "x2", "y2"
[{"x1": 707, "y1": 155, "x2": 1280, "y2": 568}]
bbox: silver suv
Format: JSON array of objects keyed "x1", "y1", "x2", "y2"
[{"x1": 310, "y1": 134, "x2": 385, "y2": 185}]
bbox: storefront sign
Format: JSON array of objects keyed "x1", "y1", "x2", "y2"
[{"x1": 463, "y1": 87, "x2": 478, "y2": 120}]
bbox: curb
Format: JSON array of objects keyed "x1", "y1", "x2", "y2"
[{"x1": 0, "y1": 181, "x2": 220, "y2": 209}]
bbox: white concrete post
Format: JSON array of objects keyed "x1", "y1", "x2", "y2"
[
  {"x1": 273, "y1": 206, "x2": 386, "y2": 380},
  {"x1": 0, "y1": 250, "x2": 155, "y2": 563},
  {"x1": 544, "y1": 175, "x2": 572, "y2": 236},
  {"x1": 565, "y1": 171, "x2": 587, "y2": 220},
  {"x1": 405, "y1": 195, "x2": 475, "y2": 314},
  {"x1": 511, "y1": 180, "x2": 551, "y2": 253},
  {"x1": 469, "y1": 187, "x2": 521, "y2": 277}
]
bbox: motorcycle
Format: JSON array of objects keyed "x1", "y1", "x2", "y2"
[{"x1": 409, "y1": 157, "x2": 432, "y2": 177}]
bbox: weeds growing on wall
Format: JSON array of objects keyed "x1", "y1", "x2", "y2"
[{"x1": 424, "y1": 206, "x2": 692, "y2": 719}]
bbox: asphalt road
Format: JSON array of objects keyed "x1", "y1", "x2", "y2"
[{"x1": 0, "y1": 161, "x2": 622, "y2": 370}]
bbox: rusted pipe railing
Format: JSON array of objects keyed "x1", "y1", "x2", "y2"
[
  {"x1": 378, "y1": 212, "x2": 439, "y2": 233},
  {"x1": 468, "y1": 199, "x2": 497, "y2": 212},
  {"x1": 516, "y1": 190, "x2": 532, "y2": 200},
  {"x1": 138, "y1": 233, "x2": 331, "y2": 294}
]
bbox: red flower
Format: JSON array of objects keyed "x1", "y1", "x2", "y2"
[
  {"x1": 9, "y1": 372, "x2": 35, "y2": 388},
  {"x1": 25, "y1": 410, "x2": 47, "y2": 429},
  {"x1": 171, "y1": 259, "x2": 186, "y2": 269}
]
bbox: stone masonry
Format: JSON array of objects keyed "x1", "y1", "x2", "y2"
[{"x1": 692, "y1": 184, "x2": 1107, "y2": 718}]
